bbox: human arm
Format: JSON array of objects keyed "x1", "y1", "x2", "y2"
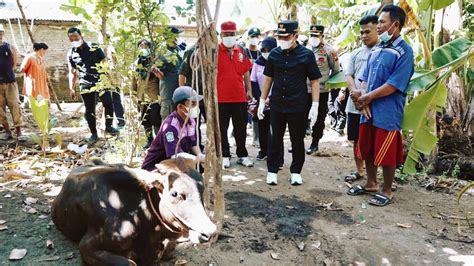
[
  {"x1": 244, "y1": 69, "x2": 253, "y2": 101},
  {"x1": 178, "y1": 74, "x2": 186, "y2": 86},
  {"x1": 11, "y1": 44, "x2": 18, "y2": 67},
  {"x1": 67, "y1": 53, "x2": 77, "y2": 99}
]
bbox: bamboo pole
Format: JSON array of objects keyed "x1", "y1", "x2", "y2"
[{"x1": 16, "y1": 0, "x2": 35, "y2": 44}]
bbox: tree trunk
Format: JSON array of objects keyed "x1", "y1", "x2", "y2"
[
  {"x1": 16, "y1": 0, "x2": 35, "y2": 44},
  {"x1": 196, "y1": 0, "x2": 224, "y2": 242}
]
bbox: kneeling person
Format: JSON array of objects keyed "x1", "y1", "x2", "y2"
[{"x1": 142, "y1": 86, "x2": 204, "y2": 171}]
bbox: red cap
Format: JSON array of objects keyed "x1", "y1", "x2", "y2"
[{"x1": 221, "y1": 21, "x2": 237, "y2": 33}]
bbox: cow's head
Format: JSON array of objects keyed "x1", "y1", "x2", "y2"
[{"x1": 152, "y1": 158, "x2": 216, "y2": 243}]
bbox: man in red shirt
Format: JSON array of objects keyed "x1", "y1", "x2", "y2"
[{"x1": 218, "y1": 21, "x2": 254, "y2": 168}]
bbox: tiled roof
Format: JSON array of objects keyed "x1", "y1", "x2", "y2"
[{"x1": 0, "y1": 1, "x2": 81, "y2": 22}]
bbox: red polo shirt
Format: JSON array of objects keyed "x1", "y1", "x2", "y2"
[{"x1": 217, "y1": 43, "x2": 252, "y2": 103}]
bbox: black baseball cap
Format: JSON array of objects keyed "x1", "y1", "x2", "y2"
[{"x1": 276, "y1": 20, "x2": 299, "y2": 37}]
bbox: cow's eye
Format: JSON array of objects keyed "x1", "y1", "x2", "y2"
[{"x1": 171, "y1": 191, "x2": 178, "y2": 197}]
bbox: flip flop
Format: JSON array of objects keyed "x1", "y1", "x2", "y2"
[
  {"x1": 347, "y1": 184, "x2": 373, "y2": 196},
  {"x1": 368, "y1": 193, "x2": 392, "y2": 207},
  {"x1": 344, "y1": 172, "x2": 363, "y2": 182}
]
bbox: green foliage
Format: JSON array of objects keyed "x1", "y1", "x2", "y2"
[
  {"x1": 418, "y1": 0, "x2": 455, "y2": 10},
  {"x1": 326, "y1": 72, "x2": 348, "y2": 89}
]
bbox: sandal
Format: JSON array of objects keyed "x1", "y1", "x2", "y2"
[
  {"x1": 347, "y1": 184, "x2": 376, "y2": 196},
  {"x1": 368, "y1": 193, "x2": 392, "y2": 207},
  {"x1": 344, "y1": 172, "x2": 363, "y2": 182}
]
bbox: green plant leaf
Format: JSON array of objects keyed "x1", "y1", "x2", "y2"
[
  {"x1": 406, "y1": 71, "x2": 437, "y2": 93},
  {"x1": 55, "y1": 132, "x2": 63, "y2": 148},
  {"x1": 326, "y1": 72, "x2": 348, "y2": 89},
  {"x1": 432, "y1": 37, "x2": 472, "y2": 68},
  {"x1": 31, "y1": 133, "x2": 41, "y2": 146},
  {"x1": 418, "y1": 0, "x2": 454, "y2": 10},
  {"x1": 334, "y1": 25, "x2": 356, "y2": 49},
  {"x1": 30, "y1": 96, "x2": 50, "y2": 134}
]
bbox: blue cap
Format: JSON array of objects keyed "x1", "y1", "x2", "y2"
[
  {"x1": 261, "y1": 36, "x2": 277, "y2": 50},
  {"x1": 276, "y1": 20, "x2": 299, "y2": 37},
  {"x1": 172, "y1": 86, "x2": 203, "y2": 103}
]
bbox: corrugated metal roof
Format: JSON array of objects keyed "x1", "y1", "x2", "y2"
[{"x1": 0, "y1": 1, "x2": 81, "y2": 22}]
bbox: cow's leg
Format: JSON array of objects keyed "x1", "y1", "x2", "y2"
[{"x1": 79, "y1": 231, "x2": 136, "y2": 266}]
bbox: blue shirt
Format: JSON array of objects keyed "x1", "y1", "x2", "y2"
[
  {"x1": 360, "y1": 36, "x2": 414, "y2": 131},
  {"x1": 0, "y1": 42, "x2": 15, "y2": 84},
  {"x1": 141, "y1": 111, "x2": 197, "y2": 171},
  {"x1": 264, "y1": 44, "x2": 321, "y2": 113}
]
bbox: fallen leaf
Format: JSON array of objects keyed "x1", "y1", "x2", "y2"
[
  {"x1": 396, "y1": 223, "x2": 412, "y2": 229},
  {"x1": 38, "y1": 215, "x2": 48, "y2": 219},
  {"x1": 28, "y1": 208, "x2": 37, "y2": 214},
  {"x1": 4, "y1": 194, "x2": 12, "y2": 198},
  {"x1": 24, "y1": 197, "x2": 38, "y2": 205},
  {"x1": 0, "y1": 224, "x2": 8, "y2": 231},
  {"x1": 297, "y1": 241, "x2": 305, "y2": 251},
  {"x1": 270, "y1": 252, "x2": 280, "y2": 260},
  {"x1": 45, "y1": 256, "x2": 60, "y2": 261},
  {"x1": 323, "y1": 259, "x2": 333, "y2": 266},
  {"x1": 0, "y1": 219, "x2": 6, "y2": 225},
  {"x1": 353, "y1": 261, "x2": 366, "y2": 266},
  {"x1": 46, "y1": 240, "x2": 54, "y2": 249},
  {"x1": 286, "y1": 205, "x2": 295, "y2": 210},
  {"x1": 9, "y1": 249, "x2": 27, "y2": 260},
  {"x1": 65, "y1": 251, "x2": 75, "y2": 260},
  {"x1": 311, "y1": 240, "x2": 321, "y2": 250},
  {"x1": 175, "y1": 259, "x2": 188, "y2": 265}
]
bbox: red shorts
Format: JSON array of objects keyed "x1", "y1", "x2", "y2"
[{"x1": 358, "y1": 123, "x2": 404, "y2": 167}]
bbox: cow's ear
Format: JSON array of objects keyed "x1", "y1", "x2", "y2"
[
  {"x1": 167, "y1": 172, "x2": 180, "y2": 190},
  {"x1": 151, "y1": 179, "x2": 164, "y2": 193}
]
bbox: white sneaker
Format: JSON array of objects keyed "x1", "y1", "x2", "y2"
[
  {"x1": 237, "y1": 157, "x2": 254, "y2": 167},
  {"x1": 266, "y1": 172, "x2": 278, "y2": 185},
  {"x1": 222, "y1": 157, "x2": 231, "y2": 169},
  {"x1": 290, "y1": 173, "x2": 303, "y2": 185}
]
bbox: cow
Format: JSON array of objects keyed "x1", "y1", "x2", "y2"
[{"x1": 51, "y1": 158, "x2": 216, "y2": 265}]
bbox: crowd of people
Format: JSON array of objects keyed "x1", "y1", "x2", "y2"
[{"x1": 0, "y1": 4, "x2": 414, "y2": 207}]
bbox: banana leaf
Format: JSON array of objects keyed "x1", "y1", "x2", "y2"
[
  {"x1": 432, "y1": 38, "x2": 472, "y2": 68},
  {"x1": 402, "y1": 74, "x2": 448, "y2": 174},
  {"x1": 326, "y1": 72, "x2": 348, "y2": 89},
  {"x1": 30, "y1": 96, "x2": 49, "y2": 134},
  {"x1": 334, "y1": 25, "x2": 356, "y2": 49},
  {"x1": 418, "y1": 0, "x2": 454, "y2": 10}
]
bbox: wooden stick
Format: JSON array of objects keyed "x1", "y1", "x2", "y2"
[
  {"x1": 47, "y1": 76, "x2": 62, "y2": 111},
  {"x1": 16, "y1": 0, "x2": 36, "y2": 44}
]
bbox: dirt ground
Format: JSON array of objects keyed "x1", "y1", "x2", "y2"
[{"x1": 0, "y1": 105, "x2": 473, "y2": 266}]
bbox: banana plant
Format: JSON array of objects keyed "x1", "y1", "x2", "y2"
[
  {"x1": 30, "y1": 96, "x2": 59, "y2": 155},
  {"x1": 402, "y1": 37, "x2": 474, "y2": 174}
]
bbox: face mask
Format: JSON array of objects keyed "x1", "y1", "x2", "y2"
[
  {"x1": 310, "y1": 37, "x2": 321, "y2": 47},
  {"x1": 278, "y1": 36, "x2": 294, "y2": 50},
  {"x1": 71, "y1": 39, "x2": 83, "y2": 48},
  {"x1": 262, "y1": 52, "x2": 269, "y2": 60},
  {"x1": 379, "y1": 23, "x2": 395, "y2": 43},
  {"x1": 222, "y1": 36, "x2": 236, "y2": 48},
  {"x1": 186, "y1": 105, "x2": 200, "y2": 119},
  {"x1": 249, "y1": 37, "x2": 259, "y2": 46},
  {"x1": 140, "y1": 48, "x2": 150, "y2": 57}
]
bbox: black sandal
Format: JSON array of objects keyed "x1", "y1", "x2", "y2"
[
  {"x1": 347, "y1": 184, "x2": 368, "y2": 196},
  {"x1": 344, "y1": 172, "x2": 363, "y2": 182},
  {"x1": 368, "y1": 193, "x2": 392, "y2": 207}
]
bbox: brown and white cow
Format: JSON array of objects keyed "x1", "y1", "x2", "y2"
[{"x1": 51, "y1": 158, "x2": 216, "y2": 265}]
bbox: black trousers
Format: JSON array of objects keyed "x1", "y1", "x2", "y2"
[
  {"x1": 198, "y1": 104, "x2": 206, "y2": 150},
  {"x1": 310, "y1": 92, "x2": 329, "y2": 146},
  {"x1": 219, "y1": 103, "x2": 248, "y2": 158},
  {"x1": 81, "y1": 91, "x2": 114, "y2": 135},
  {"x1": 140, "y1": 102, "x2": 162, "y2": 135},
  {"x1": 328, "y1": 88, "x2": 347, "y2": 130},
  {"x1": 258, "y1": 110, "x2": 270, "y2": 155},
  {"x1": 268, "y1": 110, "x2": 306, "y2": 174},
  {"x1": 112, "y1": 90, "x2": 125, "y2": 127}
]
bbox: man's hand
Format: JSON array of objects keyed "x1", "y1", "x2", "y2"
[
  {"x1": 69, "y1": 89, "x2": 76, "y2": 99},
  {"x1": 361, "y1": 105, "x2": 372, "y2": 119},
  {"x1": 257, "y1": 98, "x2": 266, "y2": 120},
  {"x1": 151, "y1": 67, "x2": 164, "y2": 79},
  {"x1": 246, "y1": 90, "x2": 253, "y2": 101},
  {"x1": 308, "y1": 102, "x2": 319, "y2": 127},
  {"x1": 350, "y1": 90, "x2": 362, "y2": 102},
  {"x1": 357, "y1": 92, "x2": 373, "y2": 108}
]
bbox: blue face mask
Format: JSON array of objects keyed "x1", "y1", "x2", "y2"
[{"x1": 379, "y1": 22, "x2": 395, "y2": 43}]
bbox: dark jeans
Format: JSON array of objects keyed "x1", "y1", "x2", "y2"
[
  {"x1": 112, "y1": 90, "x2": 125, "y2": 127},
  {"x1": 218, "y1": 102, "x2": 248, "y2": 158},
  {"x1": 310, "y1": 92, "x2": 329, "y2": 146},
  {"x1": 81, "y1": 91, "x2": 114, "y2": 135},
  {"x1": 328, "y1": 88, "x2": 347, "y2": 130},
  {"x1": 268, "y1": 110, "x2": 306, "y2": 174},
  {"x1": 140, "y1": 102, "x2": 162, "y2": 135}
]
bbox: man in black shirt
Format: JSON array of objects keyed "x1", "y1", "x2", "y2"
[
  {"x1": 67, "y1": 27, "x2": 118, "y2": 143},
  {"x1": 258, "y1": 20, "x2": 322, "y2": 186}
]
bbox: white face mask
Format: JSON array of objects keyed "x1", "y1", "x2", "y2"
[
  {"x1": 249, "y1": 37, "x2": 259, "y2": 46},
  {"x1": 222, "y1": 36, "x2": 236, "y2": 48},
  {"x1": 278, "y1": 38, "x2": 294, "y2": 50},
  {"x1": 379, "y1": 22, "x2": 395, "y2": 43},
  {"x1": 187, "y1": 106, "x2": 200, "y2": 119},
  {"x1": 71, "y1": 39, "x2": 83, "y2": 48},
  {"x1": 261, "y1": 52, "x2": 270, "y2": 60},
  {"x1": 310, "y1": 37, "x2": 321, "y2": 47}
]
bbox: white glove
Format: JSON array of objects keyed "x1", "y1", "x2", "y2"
[
  {"x1": 257, "y1": 98, "x2": 266, "y2": 120},
  {"x1": 308, "y1": 102, "x2": 319, "y2": 127}
]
